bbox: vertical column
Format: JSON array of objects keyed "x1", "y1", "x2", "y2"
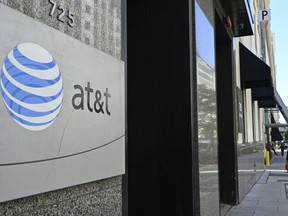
[
  {"x1": 215, "y1": 11, "x2": 238, "y2": 205},
  {"x1": 126, "y1": 0, "x2": 198, "y2": 215}
]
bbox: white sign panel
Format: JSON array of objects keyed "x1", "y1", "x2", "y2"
[
  {"x1": 0, "y1": 4, "x2": 125, "y2": 202},
  {"x1": 259, "y1": 9, "x2": 271, "y2": 21}
]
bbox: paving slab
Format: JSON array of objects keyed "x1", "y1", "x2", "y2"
[{"x1": 226, "y1": 150, "x2": 288, "y2": 216}]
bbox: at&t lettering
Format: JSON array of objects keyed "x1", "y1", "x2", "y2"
[{"x1": 72, "y1": 82, "x2": 111, "y2": 115}]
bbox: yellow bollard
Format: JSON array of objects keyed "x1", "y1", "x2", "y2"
[{"x1": 266, "y1": 150, "x2": 270, "y2": 166}]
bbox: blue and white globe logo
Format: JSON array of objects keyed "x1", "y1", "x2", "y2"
[{"x1": 0, "y1": 43, "x2": 63, "y2": 131}]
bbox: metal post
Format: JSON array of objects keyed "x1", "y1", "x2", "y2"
[
  {"x1": 266, "y1": 150, "x2": 270, "y2": 166},
  {"x1": 260, "y1": 0, "x2": 266, "y2": 62},
  {"x1": 260, "y1": 0, "x2": 271, "y2": 144}
]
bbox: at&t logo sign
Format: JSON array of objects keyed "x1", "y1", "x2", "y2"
[{"x1": 0, "y1": 43, "x2": 63, "y2": 131}]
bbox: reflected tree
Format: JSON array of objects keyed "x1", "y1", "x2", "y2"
[{"x1": 197, "y1": 83, "x2": 217, "y2": 140}]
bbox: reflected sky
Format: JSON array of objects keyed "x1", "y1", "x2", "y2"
[{"x1": 195, "y1": 2, "x2": 215, "y2": 68}]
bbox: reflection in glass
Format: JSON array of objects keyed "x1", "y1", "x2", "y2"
[
  {"x1": 196, "y1": 1, "x2": 217, "y2": 165},
  {"x1": 195, "y1": 1, "x2": 219, "y2": 216}
]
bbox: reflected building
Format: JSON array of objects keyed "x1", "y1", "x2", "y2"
[{"x1": 197, "y1": 55, "x2": 216, "y2": 90}]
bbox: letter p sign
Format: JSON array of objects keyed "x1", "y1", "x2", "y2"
[{"x1": 259, "y1": 9, "x2": 271, "y2": 22}]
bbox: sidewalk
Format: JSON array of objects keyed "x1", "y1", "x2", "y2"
[{"x1": 226, "y1": 150, "x2": 288, "y2": 216}]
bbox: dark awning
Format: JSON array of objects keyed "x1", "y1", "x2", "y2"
[
  {"x1": 252, "y1": 87, "x2": 276, "y2": 108},
  {"x1": 253, "y1": 88, "x2": 288, "y2": 121},
  {"x1": 240, "y1": 43, "x2": 273, "y2": 88},
  {"x1": 258, "y1": 99, "x2": 277, "y2": 108},
  {"x1": 252, "y1": 87, "x2": 274, "y2": 101},
  {"x1": 219, "y1": 0, "x2": 254, "y2": 37},
  {"x1": 270, "y1": 113, "x2": 283, "y2": 141},
  {"x1": 271, "y1": 128, "x2": 283, "y2": 141}
]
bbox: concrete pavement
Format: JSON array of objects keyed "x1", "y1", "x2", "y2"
[{"x1": 226, "y1": 149, "x2": 288, "y2": 216}]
